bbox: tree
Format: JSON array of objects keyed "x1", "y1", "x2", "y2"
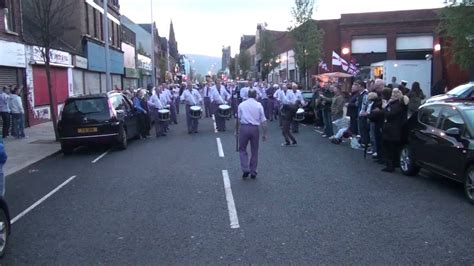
[
  {"x1": 439, "y1": 2, "x2": 474, "y2": 70},
  {"x1": 289, "y1": 0, "x2": 324, "y2": 89},
  {"x1": 238, "y1": 51, "x2": 251, "y2": 79},
  {"x1": 22, "y1": 0, "x2": 77, "y2": 140},
  {"x1": 258, "y1": 30, "x2": 277, "y2": 81}
]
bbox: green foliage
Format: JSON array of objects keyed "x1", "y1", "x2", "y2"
[
  {"x1": 440, "y1": 4, "x2": 474, "y2": 70},
  {"x1": 137, "y1": 42, "x2": 150, "y2": 57},
  {"x1": 238, "y1": 51, "x2": 251, "y2": 78},
  {"x1": 258, "y1": 30, "x2": 278, "y2": 80},
  {"x1": 289, "y1": 0, "x2": 324, "y2": 86}
]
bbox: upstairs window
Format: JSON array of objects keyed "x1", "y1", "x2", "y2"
[{"x1": 2, "y1": 0, "x2": 15, "y2": 33}]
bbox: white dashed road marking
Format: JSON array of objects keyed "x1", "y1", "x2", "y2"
[
  {"x1": 221, "y1": 170, "x2": 240, "y2": 229},
  {"x1": 212, "y1": 115, "x2": 218, "y2": 133},
  {"x1": 216, "y1": 138, "x2": 224, "y2": 157},
  {"x1": 91, "y1": 149, "x2": 110, "y2": 163}
]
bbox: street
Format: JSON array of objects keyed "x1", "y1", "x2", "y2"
[{"x1": 2, "y1": 110, "x2": 474, "y2": 264}]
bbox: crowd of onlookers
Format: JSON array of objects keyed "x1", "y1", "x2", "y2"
[
  {"x1": 0, "y1": 85, "x2": 26, "y2": 140},
  {"x1": 309, "y1": 76, "x2": 426, "y2": 172}
]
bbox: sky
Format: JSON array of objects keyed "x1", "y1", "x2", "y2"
[{"x1": 119, "y1": 0, "x2": 445, "y2": 58}]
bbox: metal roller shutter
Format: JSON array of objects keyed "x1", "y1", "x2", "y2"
[{"x1": 0, "y1": 67, "x2": 18, "y2": 88}]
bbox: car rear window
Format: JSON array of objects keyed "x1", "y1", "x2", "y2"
[{"x1": 62, "y1": 98, "x2": 108, "y2": 116}]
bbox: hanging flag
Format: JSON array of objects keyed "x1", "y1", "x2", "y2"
[
  {"x1": 318, "y1": 60, "x2": 329, "y2": 72},
  {"x1": 332, "y1": 51, "x2": 342, "y2": 66},
  {"x1": 340, "y1": 57, "x2": 349, "y2": 71}
]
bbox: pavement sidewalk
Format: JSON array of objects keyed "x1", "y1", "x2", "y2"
[{"x1": 3, "y1": 121, "x2": 60, "y2": 177}]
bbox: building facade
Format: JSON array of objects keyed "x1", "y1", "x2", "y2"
[{"x1": 221, "y1": 46, "x2": 231, "y2": 72}]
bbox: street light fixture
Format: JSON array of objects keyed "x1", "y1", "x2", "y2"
[{"x1": 342, "y1": 47, "x2": 350, "y2": 55}]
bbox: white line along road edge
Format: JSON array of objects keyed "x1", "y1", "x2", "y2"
[
  {"x1": 11, "y1": 175, "x2": 78, "y2": 224},
  {"x1": 91, "y1": 149, "x2": 110, "y2": 164},
  {"x1": 221, "y1": 170, "x2": 240, "y2": 229},
  {"x1": 216, "y1": 138, "x2": 225, "y2": 157}
]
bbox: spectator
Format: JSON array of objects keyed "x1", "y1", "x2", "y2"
[
  {"x1": 0, "y1": 137, "x2": 6, "y2": 197},
  {"x1": 347, "y1": 80, "x2": 362, "y2": 136},
  {"x1": 391, "y1": 76, "x2": 399, "y2": 89},
  {"x1": 365, "y1": 92, "x2": 384, "y2": 160},
  {"x1": 331, "y1": 86, "x2": 345, "y2": 121},
  {"x1": 381, "y1": 88, "x2": 408, "y2": 172},
  {"x1": 10, "y1": 87, "x2": 25, "y2": 139},
  {"x1": 0, "y1": 87, "x2": 10, "y2": 138},
  {"x1": 357, "y1": 81, "x2": 370, "y2": 147},
  {"x1": 319, "y1": 84, "x2": 335, "y2": 138},
  {"x1": 133, "y1": 89, "x2": 150, "y2": 138},
  {"x1": 407, "y1": 81, "x2": 426, "y2": 117}
]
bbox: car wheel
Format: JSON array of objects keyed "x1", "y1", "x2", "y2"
[
  {"x1": 0, "y1": 207, "x2": 10, "y2": 258},
  {"x1": 118, "y1": 126, "x2": 127, "y2": 150},
  {"x1": 61, "y1": 142, "x2": 74, "y2": 155},
  {"x1": 464, "y1": 166, "x2": 474, "y2": 204},
  {"x1": 399, "y1": 146, "x2": 420, "y2": 176}
]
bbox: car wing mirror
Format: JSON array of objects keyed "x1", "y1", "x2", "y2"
[
  {"x1": 446, "y1": 127, "x2": 461, "y2": 138},
  {"x1": 116, "y1": 109, "x2": 125, "y2": 118}
]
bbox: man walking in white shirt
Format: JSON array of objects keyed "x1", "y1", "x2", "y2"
[
  {"x1": 211, "y1": 80, "x2": 230, "y2": 132},
  {"x1": 237, "y1": 89, "x2": 267, "y2": 179},
  {"x1": 181, "y1": 81, "x2": 202, "y2": 134}
]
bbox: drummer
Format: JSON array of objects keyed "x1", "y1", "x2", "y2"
[
  {"x1": 228, "y1": 82, "x2": 239, "y2": 118},
  {"x1": 180, "y1": 81, "x2": 202, "y2": 134},
  {"x1": 210, "y1": 79, "x2": 231, "y2": 132},
  {"x1": 291, "y1": 82, "x2": 305, "y2": 133},
  {"x1": 147, "y1": 86, "x2": 166, "y2": 137}
]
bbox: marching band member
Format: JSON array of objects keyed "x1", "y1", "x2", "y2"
[
  {"x1": 258, "y1": 81, "x2": 269, "y2": 119},
  {"x1": 266, "y1": 83, "x2": 278, "y2": 121},
  {"x1": 278, "y1": 83, "x2": 297, "y2": 146},
  {"x1": 210, "y1": 79, "x2": 231, "y2": 132},
  {"x1": 148, "y1": 86, "x2": 166, "y2": 137},
  {"x1": 202, "y1": 82, "x2": 213, "y2": 118},
  {"x1": 237, "y1": 89, "x2": 268, "y2": 179},
  {"x1": 166, "y1": 84, "x2": 178, "y2": 125},
  {"x1": 180, "y1": 81, "x2": 202, "y2": 134},
  {"x1": 173, "y1": 84, "x2": 181, "y2": 115},
  {"x1": 291, "y1": 82, "x2": 305, "y2": 133},
  {"x1": 240, "y1": 81, "x2": 251, "y2": 101},
  {"x1": 228, "y1": 82, "x2": 239, "y2": 118}
]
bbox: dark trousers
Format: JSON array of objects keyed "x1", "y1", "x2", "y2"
[
  {"x1": 151, "y1": 109, "x2": 166, "y2": 136},
  {"x1": 213, "y1": 103, "x2": 226, "y2": 131},
  {"x1": 185, "y1": 105, "x2": 199, "y2": 133},
  {"x1": 358, "y1": 116, "x2": 369, "y2": 145},
  {"x1": 11, "y1": 113, "x2": 25, "y2": 138},
  {"x1": 239, "y1": 124, "x2": 260, "y2": 175},
  {"x1": 267, "y1": 98, "x2": 275, "y2": 121},
  {"x1": 349, "y1": 114, "x2": 359, "y2": 135},
  {"x1": 203, "y1": 97, "x2": 211, "y2": 118},
  {"x1": 0, "y1": 112, "x2": 10, "y2": 138},
  {"x1": 321, "y1": 109, "x2": 333, "y2": 136},
  {"x1": 137, "y1": 113, "x2": 149, "y2": 137},
  {"x1": 170, "y1": 101, "x2": 178, "y2": 124},
  {"x1": 291, "y1": 120, "x2": 299, "y2": 133},
  {"x1": 282, "y1": 119, "x2": 296, "y2": 144},
  {"x1": 382, "y1": 140, "x2": 400, "y2": 169},
  {"x1": 175, "y1": 98, "x2": 180, "y2": 114},
  {"x1": 260, "y1": 98, "x2": 269, "y2": 119}
]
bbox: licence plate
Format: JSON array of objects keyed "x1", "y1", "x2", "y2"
[{"x1": 77, "y1": 127, "x2": 98, "y2": 133}]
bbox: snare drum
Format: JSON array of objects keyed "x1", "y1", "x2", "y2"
[
  {"x1": 164, "y1": 104, "x2": 171, "y2": 110},
  {"x1": 294, "y1": 108, "x2": 305, "y2": 121},
  {"x1": 158, "y1": 109, "x2": 170, "y2": 121},
  {"x1": 218, "y1": 104, "x2": 231, "y2": 118},
  {"x1": 189, "y1": 105, "x2": 202, "y2": 119}
]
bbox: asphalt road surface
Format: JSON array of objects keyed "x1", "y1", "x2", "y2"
[{"x1": 2, "y1": 109, "x2": 474, "y2": 264}]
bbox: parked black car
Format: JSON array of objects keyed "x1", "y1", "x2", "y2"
[
  {"x1": 58, "y1": 92, "x2": 140, "y2": 154},
  {"x1": 400, "y1": 100, "x2": 474, "y2": 203},
  {"x1": 0, "y1": 197, "x2": 11, "y2": 258},
  {"x1": 426, "y1": 82, "x2": 474, "y2": 103},
  {"x1": 300, "y1": 90, "x2": 316, "y2": 124}
]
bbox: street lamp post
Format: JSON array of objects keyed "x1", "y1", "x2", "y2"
[{"x1": 103, "y1": 0, "x2": 111, "y2": 91}]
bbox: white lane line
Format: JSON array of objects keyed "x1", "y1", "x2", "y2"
[
  {"x1": 212, "y1": 114, "x2": 218, "y2": 133},
  {"x1": 91, "y1": 149, "x2": 110, "y2": 163},
  {"x1": 221, "y1": 170, "x2": 240, "y2": 229},
  {"x1": 11, "y1": 175, "x2": 78, "y2": 224},
  {"x1": 314, "y1": 129, "x2": 324, "y2": 134},
  {"x1": 216, "y1": 138, "x2": 225, "y2": 157}
]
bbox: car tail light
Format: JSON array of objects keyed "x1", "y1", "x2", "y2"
[{"x1": 108, "y1": 100, "x2": 117, "y2": 119}]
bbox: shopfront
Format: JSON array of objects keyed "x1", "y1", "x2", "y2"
[
  {"x1": 85, "y1": 40, "x2": 124, "y2": 91},
  {"x1": 137, "y1": 54, "x2": 152, "y2": 89},
  {"x1": 26, "y1": 46, "x2": 72, "y2": 126}
]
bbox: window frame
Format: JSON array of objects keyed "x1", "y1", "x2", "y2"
[
  {"x1": 3, "y1": 0, "x2": 16, "y2": 33},
  {"x1": 439, "y1": 106, "x2": 466, "y2": 133},
  {"x1": 418, "y1": 105, "x2": 443, "y2": 129}
]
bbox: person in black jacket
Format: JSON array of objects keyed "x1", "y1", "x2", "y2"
[
  {"x1": 347, "y1": 80, "x2": 363, "y2": 136},
  {"x1": 381, "y1": 88, "x2": 408, "y2": 172},
  {"x1": 364, "y1": 92, "x2": 384, "y2": 160}
]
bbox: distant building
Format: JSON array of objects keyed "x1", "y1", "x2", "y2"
[{"x1": 221, "y1": 46, "x2": 231, "y2": 72}]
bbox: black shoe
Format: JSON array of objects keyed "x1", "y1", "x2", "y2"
[
  {"x1": 292, "y1": 141, "x2": 297, "y2": 146},
  {"x1": 250, "y1": 174, "x2": 257, "y2": 179},
  {"x1": 194, "y1": 131, "x2": 198, "y2": 133},
  {"x1": 242, "y1": 172, "x2": 250, "y2": 179}
]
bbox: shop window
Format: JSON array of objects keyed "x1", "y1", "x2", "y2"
[{"x1": 3, "y1": 0, "x2": 15, "y2": 33}]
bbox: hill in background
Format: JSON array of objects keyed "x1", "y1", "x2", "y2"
[{"x1": 186, "y1": 54, "x2": 221, "y2": 76}]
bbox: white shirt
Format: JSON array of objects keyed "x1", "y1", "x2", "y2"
[
  {"x1": 10, "y1": 94, "x2": 24, "y2": 114},
  {"x1": 277, "y1": 89, "x2": 296, "y2": 105},
  {"x1": 148, "y1": 93, "x2": 164, "y2": 109},
  {"x1": 293, "y1": 89, "x2": 305, "y2": 105},
  {"x1": 210, "y1": 86, "x2": 230, "y2": 104},
  {"x1": 259, "y1": 86, "x2": 268, "y2": 99},
  {"x1": 180, "y1": 88, "x2": 202, "y2": 106},
  {"x1": 240, "y1": 86, "x2": 250, "y2": 100},
  {"x1": 238, "y1": 98, "x2": 267, "y2": 126},
  {"x1": 273, "y1": 88, "x2": 281, "y2": 100},
  {"x1": 202, "y1": 85, "x2": 212, "y2": 98}
]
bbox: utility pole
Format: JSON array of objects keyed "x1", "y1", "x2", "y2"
[
  {"x1": 150, "y1": 0, "x2": 156, "y2": 87},
  {"x1": 103, "y1": 0, "x2": 112, "y2": 91}
]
